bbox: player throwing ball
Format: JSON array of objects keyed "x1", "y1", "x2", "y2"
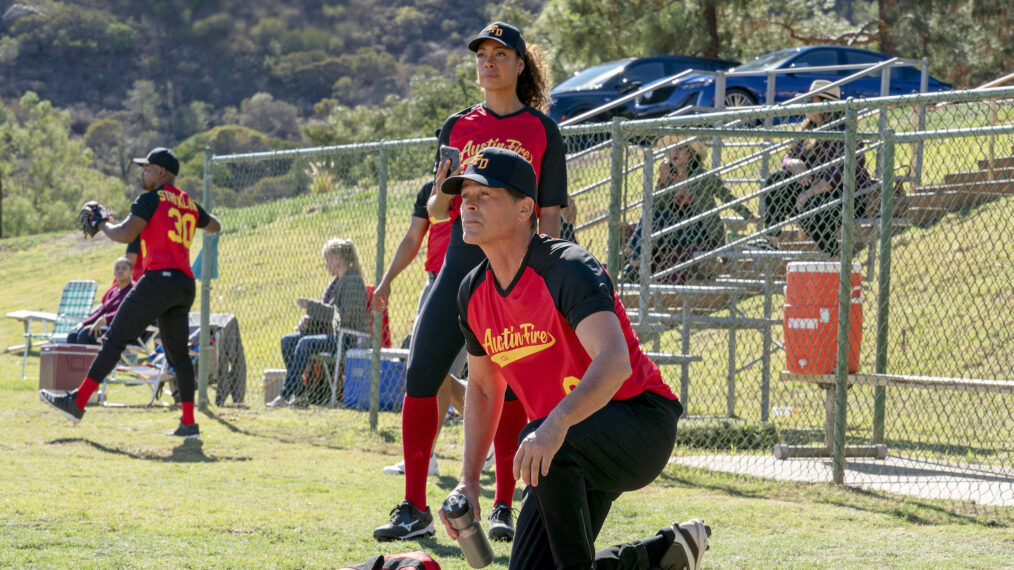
[
  {"x1": 41, "y1": 147, "x2": 221, "y2": 437},
  {"x1": 439, "y1": 147, "x2": 710, "y2": 569}
]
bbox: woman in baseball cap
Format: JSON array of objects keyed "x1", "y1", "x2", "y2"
[{"x1": 374, "y1": 21, "x2": 568, "y2": 544}]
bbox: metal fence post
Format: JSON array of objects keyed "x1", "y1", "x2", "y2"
[
  {"x1": 607, "y1": 118, "x2": 625, "y2": 278},
  {"x1": 832, "y1": 104, "x2": 859, "y2": 484},
  {"x1": 872, "y1": 131, "x2": 896, "y2": 444},
  {"x1": 639, "y1": 148, "x2": 654, "y2": 323},
  {"x1": 197, "y1": 146, "x2": 213, "y2": 410},
  {"x1": 368, "y1": 147, "x2": 389, "y2": 431},
  {"x1": 914, "y1": 58, "x2": 929, "y2": 184}
]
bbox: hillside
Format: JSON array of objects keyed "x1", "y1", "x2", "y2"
[{"x1": 0, "y1": 0, "x2": 534, "y2": 114}]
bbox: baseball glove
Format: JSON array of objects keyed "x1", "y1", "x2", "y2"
[{"x1": 78, "y1": 201, "x2": 111, "y2": 239}]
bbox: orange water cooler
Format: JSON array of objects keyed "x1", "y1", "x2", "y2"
[{"x1": 783, "y1": 262, "x2": 862, "y2": 374}]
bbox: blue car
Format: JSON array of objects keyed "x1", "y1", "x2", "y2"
[
  {"x1": 548, "y1": 55, "x2": 739, "y2": 124},
  {"x1": 633, "y1": 45, "x2": 952, "y2": 119}
]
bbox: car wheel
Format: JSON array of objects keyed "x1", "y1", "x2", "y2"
[{"x1": 723, "y1": 89, "x2": 757, "y2": 109}]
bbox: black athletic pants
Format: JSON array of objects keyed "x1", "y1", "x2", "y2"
[
  {"x1": 509, "y1": 392, "x2": 682, "y2": 570},
  {"x1": 405, "y1": 241, "x2": 516, "y2": 400},
  {"x1": 87, "y1": 269, "x2": 197, "y2": 403}
]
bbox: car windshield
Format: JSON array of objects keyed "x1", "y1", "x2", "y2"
[
  {"x1": 553, "y1": 60, "x2": 629, "y2": 92},
  {"x1": 732, "y1": 48, "x2": 798, "y2": 72}
]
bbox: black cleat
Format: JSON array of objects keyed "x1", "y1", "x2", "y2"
[
  {"x1": 373, "y1": 501, "x2": 435, "y2": 541},
  {"x1": 488, "y1": 502, "x2": 515, "y2": 542},
  {"x1": 658, "y1": 518, "x2": 710, "y2": 570},
  {"x1": 40, "y1": 389, "x2": 85, "y2": 423},
  {"x1": 170, "y1": 422, "x2": 200, "y2": 438}
]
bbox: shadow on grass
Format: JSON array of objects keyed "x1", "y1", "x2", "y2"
[
  {"x1": 47, "y1": 437, "x2": 251, "y2": 463},
  {"x1": 658, "y1": 465, "x2": 1012, "y2": 527},
  {"x1": 410, "y1": 536, "x2": 510, "y2": 568}
]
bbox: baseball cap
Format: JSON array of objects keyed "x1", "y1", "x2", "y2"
[
  {"x1": 441, "y1": 147, "x2": 537, "y2": 201},
  {"x1": 468, "y1": 22, "x2": 526, "y2": 60},
  {"x1": 133, "y1": 147, "x2": 180, "y2": 176}
]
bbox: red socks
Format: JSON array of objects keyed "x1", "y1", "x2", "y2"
[
  {"x1": 402, "y1": 395, "x2": 439, "y2": 510},
  {"x1": 75, "y1": 378, "x2": 101, "y2": 410},
  {"x1": 181, "y1": 402, "x2": 195, "y2": 425},
  {"x1": 493, "y1": 398, "x2": 528, "y2": 506}
]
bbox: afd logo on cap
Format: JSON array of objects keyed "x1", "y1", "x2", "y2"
[
  {"x1": 486, "y1": 24, "x2": 503, "y2": 37},
  {"x1": 474, "y1": 152, "x2": 490, "y2": 170}
]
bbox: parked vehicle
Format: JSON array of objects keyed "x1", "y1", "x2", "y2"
[
  {"x1": 633, "y1": 45, "x2": 952, "y2": 119},
  {"x1": 548, "y1": 55, "x2": 740, "y2": 125}
]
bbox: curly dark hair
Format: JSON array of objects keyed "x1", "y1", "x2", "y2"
[{"x1": 517, "y1": 44, "x2": 550, "y2": 113}]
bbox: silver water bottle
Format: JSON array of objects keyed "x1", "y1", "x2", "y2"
[{"x1": 441, "y1": 492, "x2": 494, "y2": 568}]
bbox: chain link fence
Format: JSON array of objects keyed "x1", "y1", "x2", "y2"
[{"x1": 201, "y1": 87, "x2": 1014, "y2": 507}]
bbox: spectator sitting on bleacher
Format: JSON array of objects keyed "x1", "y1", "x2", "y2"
[
  {"x1": 762, "y1": 80, "x2": 874, "y2": 256},
  {"x1": 64, "y1": 257, "x2": 134, "y2": 345},
  {"x1": 269, "y1": 238, "x2": 367, "y2": 407},
  {"x1": 623, "y1": 140, "x2": 754, "y2": 283}
]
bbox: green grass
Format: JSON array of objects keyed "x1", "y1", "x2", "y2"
[{"x1": 2, "y1": 358, "x2": 1013, "y2": 569}]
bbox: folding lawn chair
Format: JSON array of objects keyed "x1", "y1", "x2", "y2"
[{"x1": 18, "y1": 280, "x2": 97, "y2": 380}]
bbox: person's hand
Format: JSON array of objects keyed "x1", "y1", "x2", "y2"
[
  {"x1": 796, "y1": 189, "x2": 813, "y2": 212},
  {"x1": 88, "y1": 316, "x2": 106, "y2": 337},
  {"x1": 371, "y1": 282, "x2": 390, "y2": 313},
  {"x1": 434, "y1": 157, "x2": 462, "y2": 196},
  {"x1": 439, "y1": 481, "x2": 482, "y2": 540},
  {"x1": 513, "y1": 416, "x2": 567, "y2": 487},
  {"x1": 297, "y1": 315, "x2": 310, "y2": 332},
  {"x1": 784, "y1": 158, "x2": 805, "y2": 176},
  {"x1": 296, "y1": 297, "x2": 311, "y2": 310}
]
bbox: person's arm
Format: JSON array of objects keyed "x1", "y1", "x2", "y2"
[
  {"x1": 713, "y1": 176, "x2": 754, "y2": 220},
  {"x1": 439, "y1": 352, "x2": 507, "y2": 539},
  {"x1": 537, "y1": 205, "x2": 561, "y2": 238},
  {"x1": 512, "y1": 310, "x2": 632, "y2": 487},
  {"x1": 373, "y1": 216, "x2": 429, "y2": 312},
  {"x1": 100, "y1": 214, "x2": 147, "y2": 244},
  {"x1": 427, "y1": 160, "x2": 458, "y2": 221},
  {"x1": 202, "y1": 214, "x2": 221, "y2": 233}
]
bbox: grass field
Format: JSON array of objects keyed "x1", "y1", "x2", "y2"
[{"x1": 2, "y1": 354, "x2": 1014, "y2": 569}]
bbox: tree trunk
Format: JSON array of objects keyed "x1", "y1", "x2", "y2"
[
  {"x1": 703, "y1": 0, "x2": 720, "y2": 57},
  {"x1": 878, "y1": 0, "x2": 899, "y2": 55}
]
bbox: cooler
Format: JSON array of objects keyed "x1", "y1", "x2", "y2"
[
  {"x1": 342, "y1": 348, "x2": 408, "y2": 411},
  {"x1": 783, "y1": 262, "x2": 863, "y2": 374},
  {"x1": 40, "y1": 343, "x2": 100, "y2": 392}
]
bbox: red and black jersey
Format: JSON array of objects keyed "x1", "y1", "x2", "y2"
[
  {"x1": 130, "y1": 184, "x2": 211, "y2": 278},
  {"x1": 412, "y1": 181, "x2": 452, "y2": 274},
  {"x1": 437, "y1": 104, "x2": 567, "y2": 248},
  {"x1": 457, "y1": 235, "x2": 675, "y2": 420}
]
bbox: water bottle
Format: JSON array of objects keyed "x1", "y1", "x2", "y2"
[{"x1": 441, "y1": 492, "x2": 493, "y2": 568}]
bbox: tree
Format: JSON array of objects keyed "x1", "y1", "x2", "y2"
[
  {"x1": 239, "y1": 93, "x2": 300, "y2": 140},
  {"x1": 124, "y1": 80, "x2": 163, "y2": 133},
  {"x1": 0, "y1": 93, "x2": 128, "y2": 237}
]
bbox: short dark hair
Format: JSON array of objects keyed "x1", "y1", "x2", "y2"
[{"x1": 506, "y1": 187, "x2": 538, "y2": 231}]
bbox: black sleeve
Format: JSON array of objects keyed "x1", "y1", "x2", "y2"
[
  {"x1": 126, "y1": 236, "x2": 140, "y2": 254},
  {"x1": 412, "y1": 181, "x2": 432, "y2": 219},
  {"x1": 536, "y1": 240, "x2": 615, "y2": 331},
  {"x1": 457, "y1": 263, "x2": 489, "y2": 357},
  {"x1": 130, "y1": 191, "x2": 160, "y2": 221},
  {"x1": 536, "y1": 114, "x2": 568, "y2": 209},
  {"x1": 195, "y1": 202, "x2": 211, "y2": 229}
]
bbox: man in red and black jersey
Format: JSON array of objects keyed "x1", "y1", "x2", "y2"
[
  {"x1": 438, "y1": 148, "x2": 710, "y2": 570},
  {"x1": 41, "y1": 147, "x2": 221, "y2": 438}
]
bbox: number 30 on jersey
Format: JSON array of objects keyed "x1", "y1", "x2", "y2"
[{"x1": 167, "y1": 207, "x2": 197, "y2": 248}]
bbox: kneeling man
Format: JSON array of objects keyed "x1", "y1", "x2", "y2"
[{"x1": 439, "y1": 147, "x2": 709, "y2": 570}]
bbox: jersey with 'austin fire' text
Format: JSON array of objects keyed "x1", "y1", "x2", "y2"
[
  {"x1": 412, "y1": 181, "x2": 452, "y2": 274},
  {"x1": 437, "y1": 104, "x2": 567, "y2": 247},
  {"x1": 131, "y1": 184, "x2": 211, "y2": 278},
  {"x1": 457, "y1": 235, "x2": 676, "y2": 420}
]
